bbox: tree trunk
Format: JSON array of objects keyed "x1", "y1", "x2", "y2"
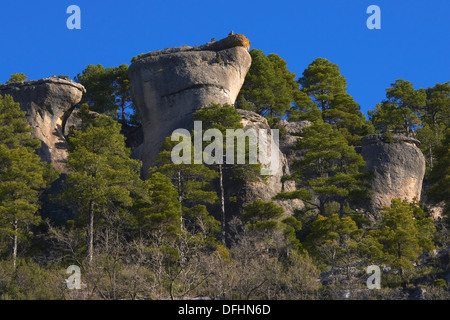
[
  {"x1": 87, "y1": 200, "x2": 95, "y2": 264},
  {"x1": 12, "y1": 219, "x2": 18, "y2": 268},
  {"x1": 429, "y1": 144, "x2": 433, "y2": 170},
  {"x1": 121, "y1": 96, "x2": 126, "y2": 123},
  {"x1": 219, "y1": 164, "x2": 226, "y2": 245}
]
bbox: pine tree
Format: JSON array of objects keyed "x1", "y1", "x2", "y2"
[
  {"x1": 236, "y1": 49, "x2": 299, "y2": 121},
  {"x1": 426, "y1": 128, "x2": 450, "y2": 219},
  {"x1": 63, "y1": 112, "x2": 142, "y2": 263},
  {"x1": 368, "y1": 198, "x2": 436, "y2": 277},
  {"x1": 369, "y1": 79, "x2": 427, "y2": 135},
  {"x1": 193, "y1": 103, "x2": 244, "y2": 245},
  {"x1": 416, "y1": 82, "x2": 450, "y2": 170},
  {"x1": 0, "y1": 94, "x2": 55, "y2": 267},
  {"x1": 6, "y1": 73, "x2": 27, "y2": 84},
  {"x1": 75, "y1": 64, "x2": 135, "y2": 123},
  {"x1": 135, "y1": 172, "x2": 182, "y2": 241},
  {"x1": 153, "y1": 135, "x2": 219, "y2": 237},
  {"x1": 241, "y1": 199, "x2": 302, "y2": 249},
  {"x1": 298, "y1": 58, "x2": 347, "y2": 112},
  {"x1": 298, "y1": 58, "x2": 373, "y2": 145},
  {"x1": 274, "y1": 115, "x2": 369, "y2": 216},
  {"x1": 305, "y1": 214, "x2": 364, "y2": 271}
]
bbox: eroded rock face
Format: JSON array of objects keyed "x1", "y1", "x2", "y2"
[
  {"x1": 361, "y1": 134, "x2": 426, "y2": 214},
  {"x1": 227, "y1": 110, "x2": 303, "y2": 217},
  {"x1": 0, "y1": 77, "x2": 85, "y2": 172},
  {"x1": 128, "y1": 34, "x2": 252, "y2": 176},
  {"x1": 277, "y1": 119, "x2": 311, "y2": 168}
]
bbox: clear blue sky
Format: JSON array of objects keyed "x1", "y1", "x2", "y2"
[{"x1": 1, "y1": 0, "x2": 449, "y2": 116}]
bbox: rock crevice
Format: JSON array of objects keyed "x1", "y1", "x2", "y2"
[{"x1": 0, "y1": 77, "x2": 86, "y2": 172}]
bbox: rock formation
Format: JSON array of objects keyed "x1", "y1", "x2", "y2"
[
  {"x1": 228, "y1": 110, "x2": 303, "y2": 216},
  {"x1": 277, "y1": 119, "x2": 311, "y2": 167},
  {"x1": 128, "y1": 34, "x2": 252, "y2": 176},
  {"x1": 361, "y1": 134, "x2": 426, "y2": 214},
  {"x1": 0, "y1": 77, "x2": 85, "y2": 172}
]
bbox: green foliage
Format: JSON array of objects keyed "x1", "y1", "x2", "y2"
[
  {"x1": 0, "y1": 259, "x2": 64, "y2": 299},
  {"x1": 62, "y1": 112, "x2": 142, "y2": 261},
  {"x1": 305, "y1": 214, "x2": 364, "y2": 268},
  {"x1": 426, "y1": 128, "x2": 450, "y2": 218},
  {"x1": 369, "y1": 79, "x2": 426, "y2": 134},
  {"x1": 275, "y1": 117, "x2": 369, "y2": 215},
  {"x1": 153, "y1": 135, "x2": 219, "y2": 239},
  {"x1": 0, "y1": 94, "x2": 56, "y2": 262},
  {"x1": 416, "y1": 82, "x2": 450, "y2": 171},
  {"x1": 236, "y1": 49, "x2": 299, "y2": 118},
  {"x1": 75, "y1": 64, "x2": 136, "y2": 123},
  {"x1": 298, "y1": 58, "x2": 347, "y2": 112},
  {"x1": 6, "y1": 73, "x2": 27, "y2": 84},
  {"x1": 136, "y1": 172, "x2": 181, "y2": 239},
  {"x1": 241, "y1": 200, "x2": 302, "y2": 250},
  {"x1": 241, "y1": 199, "x2": 284, "y2": 224},
  {"x1": 0, "y1": 95, "x2": 41, "y2": 151},
  {"x1": 298, "y1": 58, "x2": 373, "y2": 145},
  {"x1": 368, "y1": 199, "x2": 436, "y2": 275}
]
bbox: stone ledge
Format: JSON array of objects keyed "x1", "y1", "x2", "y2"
[
  {"x1": 132, "y1": 34, "x2": 251, "y2": 61},
  {"x1": 361, "y1": 133, "x2": 421, "y2": 148},
  {"x1": 0, "y1": 76, "x2": 86, "y2": 93}
]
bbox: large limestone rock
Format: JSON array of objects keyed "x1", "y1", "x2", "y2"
[
  {"x1": 361, "y1": 134, "x2": 426, "y2": 214},
  {"x1": 0, "y1": 77, "x2": 85, "y2": 172},
  {"x1": 227, "y1": 110, "x2": 303, "y2": 217},
  {"x1": 128, "y1": 34, "x2": 252, "y2": 176}
]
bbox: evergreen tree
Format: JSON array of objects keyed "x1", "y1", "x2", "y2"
[
  {"x1": 369, "y1": 79, "x2": 427, "y2": 135},
  {"x1": 75, "y1": 64, "x2": 135, "y2": 123},
  {"x1": 63, "y1": 112, "x2": 142, "y2": 263},
  {"x1": 275, "y1": 115, "x2": 369, "y2": 216},
  {"x1": 298, "y1": 58, "x2": 347, "y2": 112},
  {"x1": 369, "y1": 198, "x2": 436, "y2": 277},
  {"x1": 325, "y1": 92, "x2": 374, "y2": 145},
  {"x1": 153, "y1": 135, "x2": 219, "y2": 237},
  {"x1": 236, "y1": 49, "x2": 299, "y2": 121},
  {"x1": 0, "y1": 94, "x2": 55, "y2": 267},
  {"x1": 426, "y1": 128, "x2": 450, "y2": 218},
  {"x1": 298, "y1": 58, "x2": 373, "y2": 145},
  {"x1": 135, "y1": 172, "x2": 182, "y2": 241},
  {"x1": 193, "y1": 103, "x2": 244, "y2": 244},
  {"x1": 241, "y1": 199, "x2": 302, "y2": 250},
  {"x1": 305, "y1": 214, "x2": 364, "y2": 271},
  {"x1": 6, "y1": 73, "x2": 27, "y2": 84},
  {"x1": 416, "y1": 82, "x2": 450, "y2": 170}
]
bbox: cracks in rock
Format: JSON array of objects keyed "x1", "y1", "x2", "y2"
[{"x1": 161, "y1": 83, "x2": 229, "y2": 98}]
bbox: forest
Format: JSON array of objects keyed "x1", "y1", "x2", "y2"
[{"x1": 0, "y1": 48, "x2": 448, "y2": 300}]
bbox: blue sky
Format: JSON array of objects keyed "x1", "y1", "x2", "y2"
[{"x1": 1, "y1": 0, "x2": 449, "y2": 116}]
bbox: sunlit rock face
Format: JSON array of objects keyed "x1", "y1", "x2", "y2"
[
  {"x1": 128, "y1": 34, "x2": 252, "y2": 176},
  {"x1": 361, "y1": 134, "x2": 426, "y2": 215},
  {"x1": 0, "y1": 77, "x2": 85, "y2": 172}
]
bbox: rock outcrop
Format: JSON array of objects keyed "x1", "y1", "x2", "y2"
[
  {"x1": 361, "y1": 134, "x2": 426, "y2": 214},
  {"x1": 0, "y1": 77, "x2": 86, "y2": 172},
  {"x1": 128, "y1": 34, "x2": 252, "y2": 176},
  {"x1": 277, "y1": 119, "x2": 311, "y2": 167},
  {"x1": 226, "y1": 110, "x2": 303, "y2": 216}
]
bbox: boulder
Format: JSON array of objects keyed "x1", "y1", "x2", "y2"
[
  {"x1": 128, "y1": 34, "x2": 252, "y2": 176},
  {"x1": 361, "y1": 134, "x2": 426, "y2": 214},
  {"x1": 0, "y1": 77, "x2": 85, "y2": 172}
]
